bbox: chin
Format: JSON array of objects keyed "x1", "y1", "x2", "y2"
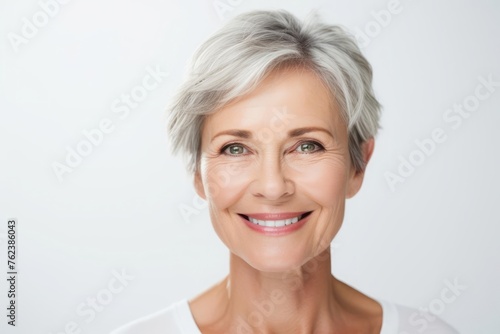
[{"x1": 238, "y1": 246, "x2": 316, "y2": 274}]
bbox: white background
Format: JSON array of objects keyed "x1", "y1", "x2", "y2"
[{"x1": 1, "y1": 0, "x2": 499, "y2": 333}]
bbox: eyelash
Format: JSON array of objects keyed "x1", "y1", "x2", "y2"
[
  {"x1": 295, "y1": 141, "x2": 325, "y2": 153},
  {"x1": 219, "y1": 140, "x2": 325, "y2": 156},
  {"x1": 220, "y1": 143, "x2": 249, "y2": 156}
]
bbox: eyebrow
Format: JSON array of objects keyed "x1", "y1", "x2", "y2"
[
  {"x1": 287, "y1": 127, "x2": 334, "y2": 139},
  {"x1": 211, "y1": 129, "x2": 252, "y2": 142},
  {"x1": 211, "y1": 126, "x2": 334, "y2": 142}
]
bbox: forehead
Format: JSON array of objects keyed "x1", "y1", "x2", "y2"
[{"x1": 202, "y1": 67, "x2": 346, "y2": 142}]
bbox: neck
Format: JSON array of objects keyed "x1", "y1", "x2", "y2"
[
  {"x1": 222, "y1": 247, "x2": 347, "y2": 333},
  {"x1": 190, "y1": 246, "x2": 383, "y2": 333}
]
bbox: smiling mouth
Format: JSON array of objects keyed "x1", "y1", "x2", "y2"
[{"x1": 238, "y1": 211, "x2": 312, "y2": 227}]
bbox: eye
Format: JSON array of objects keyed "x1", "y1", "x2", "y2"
[
  {"x1": 222, "y1": 144, "x2": 248, "y2": 155},
  {"x1": 295, "y1": 141, "x2": 324, "y2": 153}
]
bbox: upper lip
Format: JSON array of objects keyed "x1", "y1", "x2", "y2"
[{"x1": 238, "y1": 211, "x2": 311, "y2": 220}]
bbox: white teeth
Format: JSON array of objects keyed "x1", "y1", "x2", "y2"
[
  {"x1": 248, "y1": 214, "x2": 303, "y2": 227},
  {"x1": 275, "y1": 220, "x2": 285, "y2": 227}
]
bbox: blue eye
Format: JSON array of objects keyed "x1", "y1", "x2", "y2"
[
  {"x1": 222, "y1": 144, "x2": 247, "y2": 155},
  {"x1": 295, "y1": 141, "x2": 324, "y2": 153}
]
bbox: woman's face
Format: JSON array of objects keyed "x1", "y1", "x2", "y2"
[{"x1": 195, "y1": 67, "x2": 368, "y2": 272}]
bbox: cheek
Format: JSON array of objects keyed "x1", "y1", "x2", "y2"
[
  {"x1": 202, "y1": 159, "x2": 253, "y2": 209},
  {"x1": 286, "y1": 155, "x2": 349, "y2": 205},
  {"x1": 201, "y1": 160, "x2": 254, "y2": 251}
]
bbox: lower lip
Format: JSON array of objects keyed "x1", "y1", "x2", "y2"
[{"x1": 240, "y1": 213, "x2": 311, "y2": 236}]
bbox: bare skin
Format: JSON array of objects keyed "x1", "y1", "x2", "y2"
[
  {"x1": 190, "y1": 66, "x2": 381, "y2": 333},
  {"x1": 189, "y1": 249, "x2": 383, "y2": 334}
]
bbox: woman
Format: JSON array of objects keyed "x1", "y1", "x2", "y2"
[{"x1": 112, "y1": 9, "x2": 458, "y2": 334}]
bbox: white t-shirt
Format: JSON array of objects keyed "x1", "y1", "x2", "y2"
[{"x1": 111, "y1": 299, "x2": 459, "y2": 334}]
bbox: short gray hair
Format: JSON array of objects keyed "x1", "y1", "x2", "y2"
[{"x1": 167, "y1": 9, "x2": 381, "y2": 173}]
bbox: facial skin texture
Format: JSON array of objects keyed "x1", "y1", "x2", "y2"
[
  {"x1": 195, "y1": 66, "x2": 368, "y2": 272},
  {"x1": 191, "y1": 66, "x2": 378, "y2": 333}
]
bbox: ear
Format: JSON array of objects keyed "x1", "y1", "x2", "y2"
[
  {"x1": 194, "y1": 170, "x2": 207, "y2": 200},
  {"x1": 346, "y1": 137, "x2": 375, "y2": 199}
]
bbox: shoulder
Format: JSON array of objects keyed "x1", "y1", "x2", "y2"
[
  {"x1": 110, "y1": 299, "x2": 200, "y2": 334},
  {"x1": 378, "y1": 299, "x2": 460, "y2": 334}
]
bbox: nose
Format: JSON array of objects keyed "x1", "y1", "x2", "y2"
[{"x1": 250, "y1": 152, "x2": 294, "y2": 201}]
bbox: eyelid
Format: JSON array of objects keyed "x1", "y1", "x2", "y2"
[
  {"x1": 219, "y1": 139, "x2": 325, "y2": 155},
  {"x1": 220, "y1": 142, "x2": 249, "y2": 155},
  {"x1": 293, "y1": 140, "x2": 325, "y2": 153}
]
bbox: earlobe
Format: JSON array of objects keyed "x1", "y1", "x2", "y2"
[
  {"x1": 346, "y1": 138, "x2": 375, "y2": 199},
  {"x1": 194, "y1": 171, "x2": 207, "y2": 200}
]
